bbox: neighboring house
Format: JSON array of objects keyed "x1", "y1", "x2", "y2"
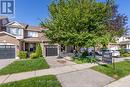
[
  {"x1": 117, "y1": 35, "x2": 130, "y2": 52},
  {"x1": 108, "y1": 43, "x2": 119, "y2": 50},
  {"x1": 107, "y1": 35, "x2": 130, "y2": 51},
  {"x1": 0, "y1": 16, "x2": 63, "y2": 59}
]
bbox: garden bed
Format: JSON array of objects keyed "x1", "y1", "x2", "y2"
[{"x1": 72, "y1": 56, "x2": 100, "y2": 64}]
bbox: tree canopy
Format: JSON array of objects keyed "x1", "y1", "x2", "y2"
[{"x1": 41, "y1": 0, "x2": 127, "y2": 48}]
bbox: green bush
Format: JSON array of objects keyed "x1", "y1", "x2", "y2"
[
  {"x1": 30, "y1": 43, "x2": 43, "y2": 59},
  {"x1": 73, "y1": 57, "x2": 100, "y2": 64},
  {"x1": 122, "y1": 53, "x2": 130, "y2": 57},
  {"x1": 120, "y1": 47, "x2": 125, "y2": 55},
  {"x1": 30, "y1": 53, "x2": 38, "y2": 59},
  {"x1": 36, "y1": 43, "x2": 43, "y2": 57},
  {"x1": 18, "y1": 51, "x2": 27, "y2": 59},
  {"x1": 81, "y1": 51, "x2": 88, "y2": 57}
]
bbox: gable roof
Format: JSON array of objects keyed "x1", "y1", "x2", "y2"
[
  {"x1": 5, "y1": 21, "x2": 28, "y2": 29},
  {"x1": 0, "y1": 31, "x2": 16, "y2": 38},
  {"x1": 4, "y1": 19, "x2": 48, "y2": 32}
]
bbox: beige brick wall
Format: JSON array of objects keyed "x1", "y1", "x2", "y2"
[{"x1": 0, "y1": 33, "x2": 21, "y2": 55}]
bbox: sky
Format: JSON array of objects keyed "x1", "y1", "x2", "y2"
[{"x1": 12, "y1": 0, "x2": 130, "y2": 27}]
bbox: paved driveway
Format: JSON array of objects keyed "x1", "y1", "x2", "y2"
[
  {"x1": 0, "y1": 59, "x2": 14, "y2": 69},
  {"x1": 45, "y1": 56, "x2": 76, "y2": 68},
  {"x1": 57, "y1": 69, "x2": 115, "y2": 87}
]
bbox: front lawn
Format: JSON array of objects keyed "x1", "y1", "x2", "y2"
[
  {"x1": 0, "y1": 58, "x2": 49, "y2": 75},
  {"x1": 0, "y1": 75, "x2": 61, "y2": 87},
  {"x1": 92, "y1": 61, "x2": 130, "y2": 79}
]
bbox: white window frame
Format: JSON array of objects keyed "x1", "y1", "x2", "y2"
[
  {"x1": 28, "y1": 31, "x2": 38, "y2": 37},
  {"x1": 6, "y1": 28, "x2": 23, "y2": 36}
]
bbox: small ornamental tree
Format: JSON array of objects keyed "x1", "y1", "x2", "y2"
[{"x1": 35, "y1": 43, "x2": 43, "y2": 57}]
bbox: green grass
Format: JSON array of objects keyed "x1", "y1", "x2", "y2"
[
  {"x1": 92, "y1": 61, "x2": 130, "y2": 79},
  {"x1": 0, "y1": 75, "x2": 61, "y2": 87},
  {"x1": 0, "y1": 58, "x2": 49, "y2": 75}
]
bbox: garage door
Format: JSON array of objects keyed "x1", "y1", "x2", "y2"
[
  {"x1": 45, "y1": 45, "x2": 58, "y2": 56},
  {"x1": 0, "y1": 45, "x2": 15, "y2": 59}
]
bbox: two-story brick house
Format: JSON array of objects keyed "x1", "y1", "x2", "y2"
[{"x1": 0, "y1": 16, "x2": 60, "y2": 59}]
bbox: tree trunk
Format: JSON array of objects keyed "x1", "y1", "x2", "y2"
[{"x1": 93, "y1": 46, "x2": 96, "y2": 58}]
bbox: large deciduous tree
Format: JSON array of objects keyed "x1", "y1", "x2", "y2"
[{"x1": 41, "y1": 0, "x2": 127, "y2": 51}]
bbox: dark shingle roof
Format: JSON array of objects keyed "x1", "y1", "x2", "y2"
[{"x1": 26, "y1": 26, "x2": 44, "y2": 32}]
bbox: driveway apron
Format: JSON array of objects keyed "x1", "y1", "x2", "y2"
[
  {"x1": 0, "y1": 59, "x2": 14, "y2": 69},
  {"x1": 57, "y1": 69, "x2": 115, "y2": 87},
  {"x1": 45, "y1": 56, "x2": 76, "y2": 68}
]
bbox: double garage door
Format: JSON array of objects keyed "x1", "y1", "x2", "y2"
[
  {"x1": 0, "y1": 45, "x2": 15, "y2": 59},
  {"x1": 45, "y1": 45, "x2": 58, "y2": 56}
]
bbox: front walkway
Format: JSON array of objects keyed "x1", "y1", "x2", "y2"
[
  {"x1": 104, "y1": 75, "x2": 130, "y2": 87},
  {"x1": 0, "y1": 63, "x2": 97, "y2": 84}
]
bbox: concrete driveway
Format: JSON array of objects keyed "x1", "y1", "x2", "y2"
[
  {"x1": 45, "y1": 56, "x2": 76, "y2": 68},
  {"x1": 0, "y1": 59, "x2": 14, "y2": 69},
  {"x1": 57, "y1": 69, "x2": 115, "y2": 87}
]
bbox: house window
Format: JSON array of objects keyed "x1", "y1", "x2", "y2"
[
  {"x1": 6, "y1": 28, "x2": 22, "y2": 36},
  {"x1": 28, "y1": 31, "x2": 38, "y2": 37}
]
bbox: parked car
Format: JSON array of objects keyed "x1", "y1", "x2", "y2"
[
  {"x1": 112, "y1": 50, "x2": 120, "y2": 57},
  {"x1": 97, "y1": 49, "x2": 120, "y2": 57}
]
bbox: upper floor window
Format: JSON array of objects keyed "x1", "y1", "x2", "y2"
[
  {"x1": 28, "y1": 31, "x2": 38, "y2": 37},
  {"x1": 6, "y1": 28, "x2": 23, "y2": 36}
]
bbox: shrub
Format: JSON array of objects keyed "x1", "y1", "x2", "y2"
[
  {"x1": 18, "y1": 51, "x2": 27, "y2": 59},
  {"x1": 30, "y1": 53, "x2": 38, "y2": 59},
  {"x1": 81, "y1": 51, "x2": 88, "y2": 57},
  {"x1": 73, "y1": 56, "x2": 100, "y2": 64},
  {"x1": 122, "y1": 53, "x2": 130, "y2": 57},
  {"x1": 120, "y1": 47, "x2": 125, "y2": 55},
  {"x1": 36, "y1": 43, "x2": 43, "y2": 57}
]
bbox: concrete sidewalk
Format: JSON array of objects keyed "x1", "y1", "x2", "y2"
[
  {"x1": 104, "y1": 75, "x2": 130, "y2": 87},
  {"x1": 0, "y1": 63, "x2": 97, "y2": 84}
]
